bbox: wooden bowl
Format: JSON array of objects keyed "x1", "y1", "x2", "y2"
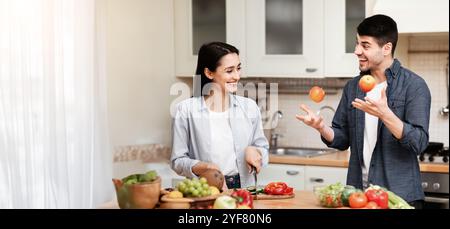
[
  {"x1": 159, "y1": 192, "x2": 222, "y2": 209},
  {"x1": 113, "y1": 177, "x2": 161, "y2": 209}
]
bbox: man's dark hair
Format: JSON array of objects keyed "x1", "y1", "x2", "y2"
[
  {"x1": 357, "y1": 14, "x2": 398, "y2": 56},
  {"x1": 194, "y1": 42, "x2": 239, "y2": 97}
]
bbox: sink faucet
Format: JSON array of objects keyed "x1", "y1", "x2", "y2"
[
  {"x1": 317, "y1": 105, "x2": 336, "y2": 116},
  {"x1": 270, "y1": 111, "x2": 283, "y2": 148},
  {"x1": 271, "y1": 110, "x2": 283, "y2": 129}
]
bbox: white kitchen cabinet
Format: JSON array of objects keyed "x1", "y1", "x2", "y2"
[
  {"x1": 304, "y1": 166, "x2": 348, "y2": 191},
  {"x1": 371, "y1": 0, "x2": 449, "y2": 33},
  {"x1": 245, "y1": 0, "x2": 324, "y2": 77},
  {"x1": 177, "y1": 0, "x2": 433, "y2": 78},
  {"x1": 324, "y1": 0, "x2": 370, "y2": 77},
  {"x1": 259, "y1": 164, "x2": 305, "y2": 190},
  {"x1": 174, "y1": 0, "x2": 246, "y2": 77}
]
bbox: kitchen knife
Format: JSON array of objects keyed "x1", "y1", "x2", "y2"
[{"x1": 251, "y1": 165, "x2": 258, "y2": 199}]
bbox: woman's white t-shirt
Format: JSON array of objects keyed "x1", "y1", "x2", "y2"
[{"x1": 208, "y1": 110, "x2": 239, "y2": 176}]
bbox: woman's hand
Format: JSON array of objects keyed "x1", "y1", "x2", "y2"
[
  {"x1": 245, "y1": 146, "x2": 262, "y2": 174},
  {"x1": 192, "y1": 161, "x2": 220, "y2": 176}
]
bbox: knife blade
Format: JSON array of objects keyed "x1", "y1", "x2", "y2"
[{"x1": 251, "y1": 166, "x2": 258, "y2": 199}]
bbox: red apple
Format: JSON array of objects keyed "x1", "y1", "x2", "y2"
[
  {"x1": 359, "y1": 75, "x2": 376, "y2": 93},
  {"x1": 309, "y1": 86, "x2": 325, "y2": 103}
]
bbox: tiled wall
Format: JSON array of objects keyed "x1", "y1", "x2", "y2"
[
  {"x1": 272, "y1": 35, "x2": 449, "y2": 148},
  {"x1": 272, "y1": 89, "x2": 344, "y2": 149},
  {"x1": 408, "y1": 36, "x2": 449, "y2": 146}
]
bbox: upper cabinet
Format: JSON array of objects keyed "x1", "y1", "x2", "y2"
[
  {"x1": 176, "y1": 0, "x2": 414, "y2": 78},
  {"x1": 324, "y1": 0, "x2": 369, "y2": 77},
  {"x1": 245, "y1": 0, "x2": 324, "y2": 77},
  {"x1": 371, "y1": 0, "x2": 449, "y2": 34},
  {"x1": 174, "y1": 0, "x2": 246, "y2": 77}
]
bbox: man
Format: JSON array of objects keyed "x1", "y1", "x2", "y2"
[{"x1": 296, "y1": 15, "x2": 431, "y2": 208}]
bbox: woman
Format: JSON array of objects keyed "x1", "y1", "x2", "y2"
[{"x1": 171, "y1": 42, "x2": 269, "y2": 189}]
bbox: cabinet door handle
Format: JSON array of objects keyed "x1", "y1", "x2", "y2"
[
  {"x1": 310, "y1": 178, "x2": 324, "y2": 183},
  {"x1": 306, "y1": 68, "x2": 318, "y2": 73},
  {"x1": 286, "y1": 170, "x2": 299, "y2": 176}
]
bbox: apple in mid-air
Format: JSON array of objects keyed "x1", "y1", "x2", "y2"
[
  {"x1": 309, "y1": 86, "x2": 325, "y2": 103},
  {"x1": 359, "y1": 75, "x2": 376, "y2": 93}
]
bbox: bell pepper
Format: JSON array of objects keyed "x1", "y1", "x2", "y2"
[
  {"x1": 231, "y1": 189, "x2": 253, "y2": 209},
  {"x1": 365, "y1": 189, "x2": 389, "y2": 209},
  {"x1": 264, "y1": 182, "x2": 294, "y2": 195}
]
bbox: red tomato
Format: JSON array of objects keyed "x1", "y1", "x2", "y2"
[
  {"x1": 284, "y1": 187, "x2": 293, "y2": 195},
  {"x1": 349, "y1": 192, "x2": 368, "y2": 208},
  {"x1": 365, "y1": 201, "x2": 379, "y2": 209},
  {"x1": 264, "y1": 182, "x2": 293, "y2": 195},
  {"x1": 365, "y1": 189, "x2": 389, "y2": 209},
  {"x1": 309, "y1": 86, "x2": 325, "y2": 103},
  {"x1": 359, "y1": 75, "x2": 376, "y2": 93},
  {"x1": 272, "y1": 187, "x2": 285, "y2": 195}
]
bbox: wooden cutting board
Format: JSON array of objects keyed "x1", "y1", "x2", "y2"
[{"x1": 252, "y1": 193, "x2": 295, "y2": 200}]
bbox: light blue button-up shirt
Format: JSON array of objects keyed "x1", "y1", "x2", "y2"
[{"x1": 170, "y1": 94, "x2": 269, "y2": 188}]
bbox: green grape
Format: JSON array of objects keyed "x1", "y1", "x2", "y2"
[
  {"x1": 178, "y1": 185, "x2": 186, "y2": 193},
  {"x1": 199, "y1": 177, "x2": 207, "y2": 184},
  {"x1": 192, "y1": 189, "x2": 199, "y2": 197},
  {"x1": 202, "y1": 183, "x2": 209, "y2": 189},
  {"x1": 178, "y1": 182, "x2": 186, "y2": 190},
  {"x1": 194, "y1": 182, "x2": 201, "y2": 189},
  {"x1": 189, "y1": 186, "x2": 196, "y2": 194}
]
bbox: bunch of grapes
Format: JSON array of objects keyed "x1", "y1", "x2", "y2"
[{"x1": 176, "y1": 177, "x2": 212, "y2": 198}]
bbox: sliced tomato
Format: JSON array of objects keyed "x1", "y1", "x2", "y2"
[
  {"x1": 272, "y1": 187, "x2": 285, "y2": 195},
  {"x1": 264, "y1": 182, "x2": 294, "y2": 195},
  {"x1": 284, "y1": 187, "x2": 293, "y2": 195}
]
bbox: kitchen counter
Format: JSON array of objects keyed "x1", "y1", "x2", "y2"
[
  {"x1": 269, "y1": 151, "x2": 449, "y2": 174},
  {"x1": 99, "y1": 190, "x2": 335, "y2": 209},
  {"x1": 253, "y1": 191, "x2": 334, "y2": 209}
]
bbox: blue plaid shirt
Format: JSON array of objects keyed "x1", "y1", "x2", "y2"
[{"x1": 322, "y1": 59, "x2": 431, "y2": 202}]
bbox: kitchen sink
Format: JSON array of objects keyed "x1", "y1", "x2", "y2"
[{"x1": 269, "y1": 147, "x2": 337, "y2": 158}]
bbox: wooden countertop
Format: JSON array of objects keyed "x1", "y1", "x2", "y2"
[
  {"x1": 254, "y1": 190, "x2": 331, "y2": 209},
  {"x1": 269, "y1": 151, "x2": 449, "y2": 174},
  {"x1": 99, "y1": 190, "x2": 334, "y2": 209}
]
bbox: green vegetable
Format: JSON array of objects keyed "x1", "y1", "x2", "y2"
[
  {"x1": 122, "y1": 174, "x2": 139, "y2": 183},
  {"x1": 140, "y1": 170, "x2": 157, "y2": 182},
  {"x1": 121, "y1": 170, "x2": 158, "y2": 185},
  {"x1": 314, "y1": 182, "x2": 345, "y2": 208},
  {"x1": 340, "y1": 185, "x2": 357, "y2": 207},
  {"x1": 246, "y1": 186, "x2": 264, "y2": 195},
  {"x1": 386, "y1": 190, "x2": 414, "y2": 209},
  {"x1": 124, "y1": 179, "x2": 138, "y2": 185}
]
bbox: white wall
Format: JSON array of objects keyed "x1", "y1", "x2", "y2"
[{"x1": 105, "y1": 0, "x2": 177, "y2": 148}]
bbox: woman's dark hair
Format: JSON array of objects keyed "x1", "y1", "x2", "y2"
[
  {"x1": 357, "y1": 14, "x2": 398, "y2": 57},
  {"x1": 194, "y1": 42, "x2": 239, "y2": 97}
]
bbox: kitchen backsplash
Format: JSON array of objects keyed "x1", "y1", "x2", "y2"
[
  {"x1": 408, "y1": 36, "x2": 449, "y2": 146},
  {"x1": 271, "y1": 91, "x2": 344, "y2": 149}
]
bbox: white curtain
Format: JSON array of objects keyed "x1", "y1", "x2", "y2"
[{"x1": 0, "y1": 0, "x2": 112, "y2": 208}]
